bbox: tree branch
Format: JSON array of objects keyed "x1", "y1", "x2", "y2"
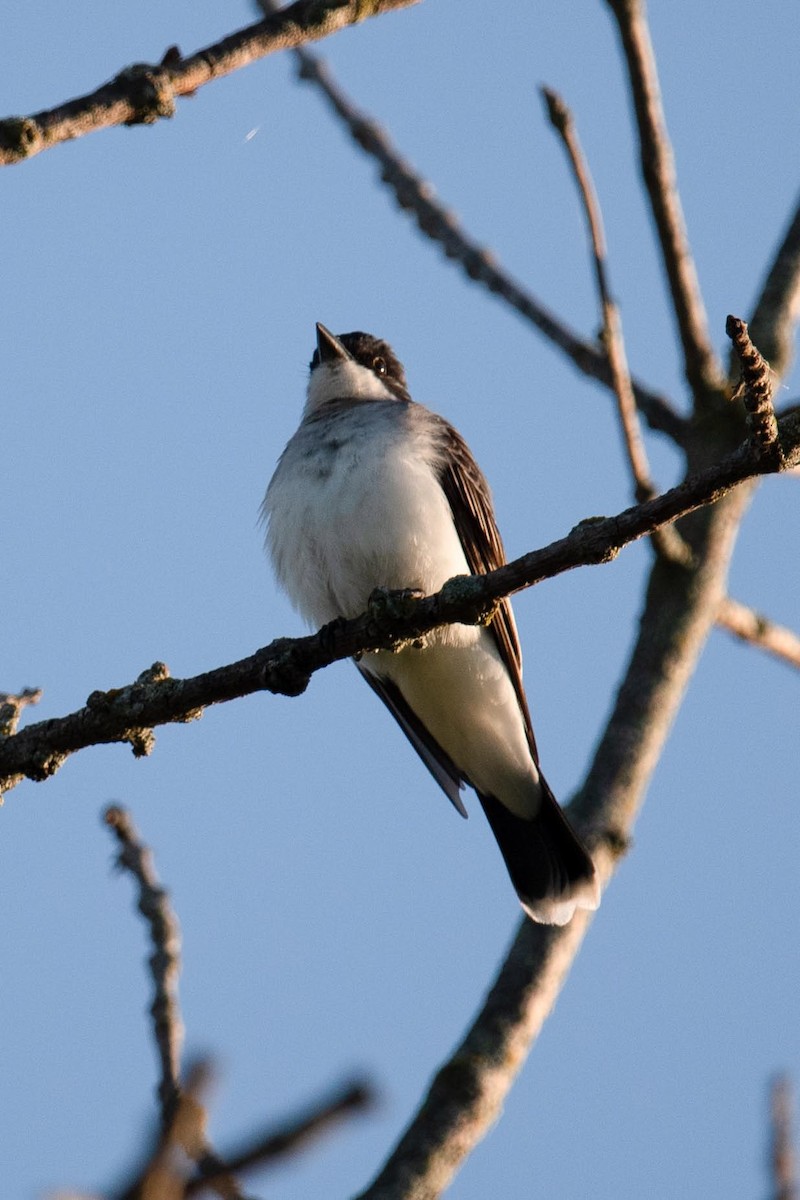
[
  {"x1": 716, "y1": 598, "x2": 800, "y2": 672},
  {"x1": 185, "y1": 1080, "x2": 375, "y2": 1196},
  {"x1": 271, "y1": 20, "x2": 684, "y2": 441},
  {"x1": 1, "y1": 410, "x2": 798, "y2": 799},
  {"x1": 104, "y1": 805, "x2": 184, "y2": 1127},
  {"x1": 113, "y1": 1060, "x2": 249, "y2": 1200},
  {"x1": 0, "y1": 0, "x2": 419, "y2": 166},
  {"x1": 541, "y1": 87, "x2": 651, "y2": 494},
  {"x1": 541, "y1": 84, "x2": 692, "y2": 566},
  {"x1": 103, "y1": 804, "x2": 375, "y2": 1199},
  {"x1": 605, "y1": 0, "x2": 725, "y2": 402}
]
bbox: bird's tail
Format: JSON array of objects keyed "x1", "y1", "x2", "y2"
[{"x1": 477, "y1": 780, "x2": 599, "y2": 926}]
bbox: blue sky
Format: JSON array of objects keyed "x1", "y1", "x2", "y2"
[{"x1": 2, "y1": 2, "x2": 798, "y2": 1197}]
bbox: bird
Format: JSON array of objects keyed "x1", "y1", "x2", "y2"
[{"x1": 262, "y1": 323, "x2": 599, "y2": 925}]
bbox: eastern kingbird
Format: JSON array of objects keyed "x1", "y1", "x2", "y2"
[{"x1": 263, "y1": 324, "x2": 599, "y2": 924}]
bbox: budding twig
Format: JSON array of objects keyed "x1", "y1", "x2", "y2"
[{"x1": 726, "y1": 314, "x2": 781, "y2": 464}]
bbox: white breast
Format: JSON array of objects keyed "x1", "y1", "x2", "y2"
[{"x1": 264, "y1": 401, "x2": 470, "y2": 628}]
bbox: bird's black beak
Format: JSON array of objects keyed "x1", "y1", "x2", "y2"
[{"x1": 316, "y1": 323, "x2": 352, "y2": 364}]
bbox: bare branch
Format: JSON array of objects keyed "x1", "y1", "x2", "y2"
[
  {"x1": 104, "y1": 805, "x2": 184, "y2": 1124},
  {"x1": 726, "y1": 314, "x2": 782, "y2": 464},
  {"x1": 354, "y1": 913, "x2": 595, "y2": 1200},
  {"x1": 0, "y1": 0, "x2": 419, "y2": 166},
  {"x1": 112, "y1": 1069, "x2": 372, "y2": 1199},
  {"x1": 748, "y1": 196, "x2": 800, "y2": 381},
  {"x1": 113, "y1": 1061, "x2": 235, "y2": 1200},
  {"x1": 605, "y1": 0, "x2": 725, "y2": 401},
  {"x1": 717, "y1": 597, "x2": 800, "y2": 671},
  {"x1": 541, "y1": 88, "x2": 649, "y2": 493},
  {"x1": 1, "y1": 410, "x2": 798, "y2": 799},
  {"x1": 100, "y1": 810, "x2": 373, "y2": 1198},
  {"x1": 541, "y1": 85, "x2": 692, "y2": 567},
  {"x1": 105, "y1": 815, "x2": 250, "y2": 1199},
  {"x1": 185, "y1": 1079, "x2": 375, "y2": 1196},
  {"x1": 273, "y1": 25, "x2": 684, "y2": 442}
]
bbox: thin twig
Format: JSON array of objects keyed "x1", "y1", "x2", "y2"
[
  {"x1": 541, "y1": 85, "x2": 692, "y2": 567},
  {"x1": 541, "y1": 87, "x2": 650, "y2": 495},
  {"x1": 1, "y1": 407, "x2": 798, "y2": 798},
  {"x1": 717, "y1": 598, "x2": 800, "y2": 671},
  {"x1": 113, "y1": 1071, "x2": 373, "y2": 1199},
  {"x1": 726, "y1": 314, "x2": 781, "y2": 464},
  {"x1": 605, "y1": 0, "x2": 725, "y2": 402},
  {"x1": 104, "y1": 806, "x2": 184, "y2": 1124},
  {"x1": 770, "y1": 1076, "x2": 798, "y2": 1200},
  {"x1": 104, "y1": 817, "x2": 249, "y2": 1199},
  {"x1": 185, "y1": 1079, "x2": 375, "y2": 1196},
  {"x1": 113, "y1": 1061, "x2": 243, "y2": 1200},
  {"x1": 0, "y1": 0, "x2": 419, "y2": 166},
  {"x1": 266, "y1": 11, "x2": 684, "y2": 441}
]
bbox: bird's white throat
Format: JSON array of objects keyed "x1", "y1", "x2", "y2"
[{"x1": 304, "y1": 359, "x2": 396, "y2": 417}]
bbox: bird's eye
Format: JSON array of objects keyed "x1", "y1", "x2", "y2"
[{"x1": 372, "y1": 356, "x2": 387, "y2": 377}]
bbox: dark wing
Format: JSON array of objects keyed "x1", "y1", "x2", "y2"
[
  {"x1": 355, "y1": 661, "x2": 469, "y2": 817},
  {"x1": 433, "y1": 416, "x2": 540, "y2": 766}
]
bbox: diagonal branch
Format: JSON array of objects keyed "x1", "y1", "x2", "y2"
[
  {"x1": 272, "y1": 20, "x2": 684, "y2": 441},
  {"x1": 1, "y1": 409, "x2": 798, "y2": 799},
  {"x1": 605, "y1": 0, "x2": 725, "y2": 402},
  {"x1": 716, "y1": 598, "x2": 800, "y2": 671},
  {"x1": 114, "y1": 1061, "x2": 217, "y2": 1200},
  {"x1": 354, "y1": 912, "x2": 592, "y2": 1200},
  {"x1": 0, "y1": 0, "x2": 419, "y2": 166},
  {"x1": 185, "y1": 1080, "x2": 375, "y2": 1196},
  {"x1": 113, "y1": 1061, "x2": 256, "y2": 1200}
]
